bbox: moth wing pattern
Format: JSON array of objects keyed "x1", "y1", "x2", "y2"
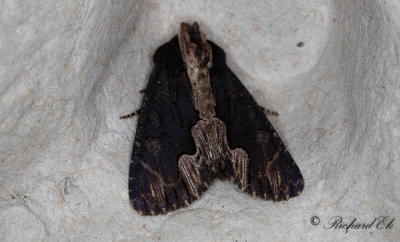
[
  {"x1": 209, "y1": 41, "x2": 304, "y2": 200},
  {"x1": 128, "y1": 28, "x2": 304, "y2": 216},
  {"x1": 128, "y1": 37, "x2": 210, "y2": 215}
]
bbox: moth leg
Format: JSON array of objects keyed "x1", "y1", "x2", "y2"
[
  {"x1": 229, "y1": 148, "x2": 249, "y2": 191},
  {"x1": 262, "y1": 107, "x2": 279, "y2": 117},
  {"x1": 178, "y1": 154, "x2": 204, "y2": 198},
  {"x1": 120, "y1": 109, "x2": 142, "y2": 119}
]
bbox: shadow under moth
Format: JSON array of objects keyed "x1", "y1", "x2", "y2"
[{"x1": 123, "y1": 22, "x2": 304, "y2": 216}]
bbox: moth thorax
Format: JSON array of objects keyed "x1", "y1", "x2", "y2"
[{"x1": 187, "y1": 68, "x2": 216, "y2": 120}]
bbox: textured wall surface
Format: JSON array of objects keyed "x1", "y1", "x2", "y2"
[{"x1": 0, "y1": 0, "x2": 399, "y2": 241}]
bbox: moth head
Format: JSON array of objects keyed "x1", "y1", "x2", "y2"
[{"x1": 178, "y1": 22, "x2": 213, "y2": 69}]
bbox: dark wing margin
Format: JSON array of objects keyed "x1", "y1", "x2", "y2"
[
  {"x1": 129, "y1": 37, "x2": 201, "y2": 215},
  {"x1": 209, "y1": 41, "x2": 304, "y2": 201}
]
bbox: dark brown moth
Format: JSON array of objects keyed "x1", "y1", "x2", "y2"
[{"x1": 124, "y1": 22, "x2": 304, "y2": 216}]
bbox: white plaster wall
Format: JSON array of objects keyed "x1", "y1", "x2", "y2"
[{"x1": 0, "y1": 0, "x2": 399, "y2": 241}]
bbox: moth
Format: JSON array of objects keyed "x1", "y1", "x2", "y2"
[{"x1": 123, "y1": 22, "x2": 304, "y2": 216}]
